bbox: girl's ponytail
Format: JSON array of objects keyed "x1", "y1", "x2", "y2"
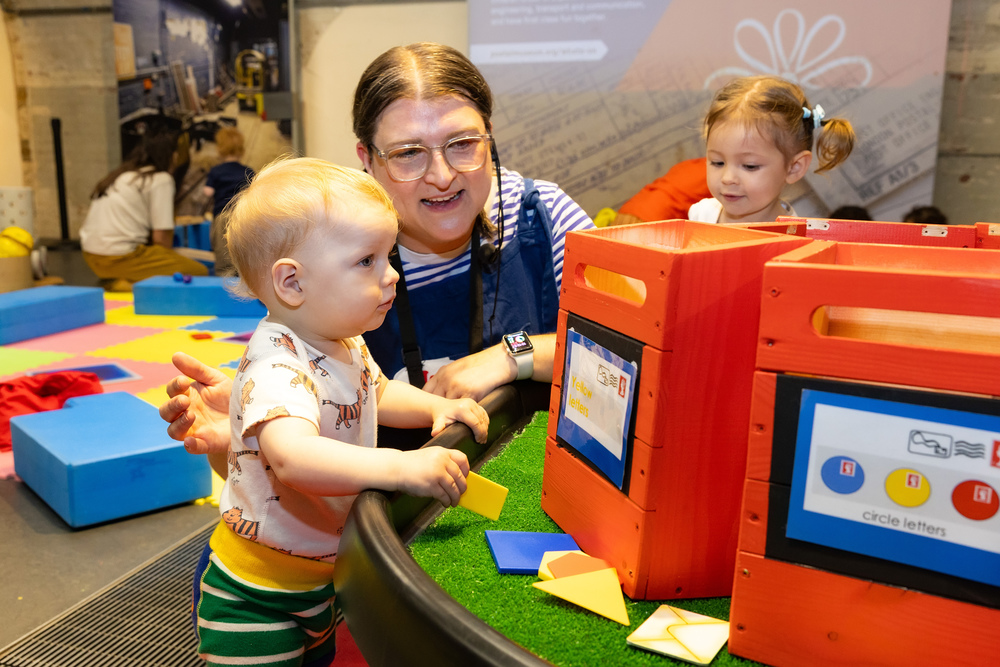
[{"x1": 815, "y1": 116, "x2": 855, "y2": 173}]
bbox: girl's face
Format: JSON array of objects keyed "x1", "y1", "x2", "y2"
[
  {"x1": 357, "y1": 94, "x2": 493, "y2": 255},
  {"x1": 705, "y1": 121, "x2": 810, "y2": 223}
]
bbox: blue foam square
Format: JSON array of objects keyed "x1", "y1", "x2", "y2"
[
  {"x1": 0, "y1": 285, "x2": 104, "y2": 344},
  {"x1": 484, "y1": 530, "x2": 580, "y2": 575},
  {"x1": 11, "y1": 392, "x2": 212, "y2": 528},
  {"x1": 133, "y1": 276, "x2": 266, "y2": 317},
  {"x1": 181, "y1": 316, "x2": 262, "y2": 334}
]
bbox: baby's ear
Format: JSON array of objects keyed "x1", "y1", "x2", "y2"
[
  {"x1": 272, "y1": 258, "x2": 305, "y2": 307},
  {"x1": 786, "y1": 150, "x2": 813, "y2": 184}
]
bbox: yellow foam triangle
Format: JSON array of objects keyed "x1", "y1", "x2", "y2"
[
  {"x1": 458, "y1": 471, "x2": 508, "y2": 520},
  {"x1": 537, "y1": 550, "x2": 586, "y2": 581},
  {"x1": 532, "y1": 567, "x2": 629, "y2": 625}
]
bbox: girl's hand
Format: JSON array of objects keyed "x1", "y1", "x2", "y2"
[
  {"x1": 397, "y1": 446, "x2": 470, "y2": 506},
  {"x1": 159, "y1": 352, "x2": 232, "y2": 454},
  {"x1": 430, "y1": 397, "x2": 490, "y2": 444}
]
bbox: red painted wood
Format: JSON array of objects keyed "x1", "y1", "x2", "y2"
[
  {"x1": 729, "y1": 552, "x2": 1000, "y2": 667},
  {"x1": 976, "y1": 222, "x2": 1000, "y2": 249},
  {"x1": 757, "y1": 241, "x2": 1000, "y2": 396},
  {"x1": 541, "y1": 436, "x2": 648, "y2": 598},
  {"x1": 745, "y1": 372, "x2": 777, "y2": 483},
  {"x1": 776, "y1": 216, "x2": 978, "y2": 247},
  {"x1": 736, "y1": 479, "x2": 769, "y2": 557}
]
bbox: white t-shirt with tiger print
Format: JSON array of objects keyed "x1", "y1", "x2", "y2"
[{"x1": 219, "y1": 318, "x2": 381, "y2": 562}]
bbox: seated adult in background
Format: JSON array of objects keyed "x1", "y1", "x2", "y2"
[
  {"x1": 903, "y1": 205, "x2": 948, "y2": 225},
  {"x1": 202, "y1": 127, "x2": 256, "y2": 275},
  {"x1": 828, "y1": 205, "x2": 872, "y2": 220},
  {"x1": 80, "y1": 132, "x2": 208, "y2": 292},
  {"x1": 610, "y1": 157, "x2": 711, "y2": 226},
  {"x1": 159, "y1": 42, "x2": 594, "y2": 454}
]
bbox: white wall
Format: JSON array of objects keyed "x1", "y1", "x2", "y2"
[{"x1": 298, "y1": 3, "x2": 468, "y2": 168}]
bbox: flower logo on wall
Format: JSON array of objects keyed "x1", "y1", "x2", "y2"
[{"x1": 704, "y1": 9, "x2": 873, "y2": 90}]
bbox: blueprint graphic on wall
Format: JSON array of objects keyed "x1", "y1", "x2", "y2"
[{"x1": 469, "y1": 1, "x2": 952, "y2": 221}]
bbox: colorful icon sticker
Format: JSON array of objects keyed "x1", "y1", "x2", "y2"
[
  {"x1": 952, "y1": 480, "x2": 999, "y2": 521},
  {"x1": 820, "y1": 456, "x2": 865, "y2": 494},
  {"x1": 885, "y1": 468, "x2": 931, "y2": 508}
]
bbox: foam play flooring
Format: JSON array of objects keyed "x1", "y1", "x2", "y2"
[{"x1": 0, "y1": 291, "x2": 253, "y2": 480}]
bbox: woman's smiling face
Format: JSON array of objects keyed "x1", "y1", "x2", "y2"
[{"x1": 358, "y1": 94, "x2": 493, "y2": 255}]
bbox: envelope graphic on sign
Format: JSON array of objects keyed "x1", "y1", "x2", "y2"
[{"x1": 626, "y1": 605, "x2": 729, "y2": 665}]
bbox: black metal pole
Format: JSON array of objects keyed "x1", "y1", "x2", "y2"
[{"x1": 51, "y1": 117, "x2": 70, "y2": 244}]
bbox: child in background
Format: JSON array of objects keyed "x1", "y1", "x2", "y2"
[
  {"x1": 80, "y1": 132, "x2": 208, "y2": 291},
  {"x1": 688, "y1": 75, "x2": 855, "y2": 224},
  {"x1": 903, "y1": 205, "x2": 948, "y2": 225},
  {"x1": 196, "y1": 157, "x2": 489, "y2": 667},
  {"x1": 203, "y1": 127, "x2": 255, "y2": 274}
]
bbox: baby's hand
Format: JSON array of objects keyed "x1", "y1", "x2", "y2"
[
  {"x1": 397, "y1": 446, "x2": 470, "y2": 506},
  {"x1": 430, "y1": 397, "x2": 490, "y2": 444}
]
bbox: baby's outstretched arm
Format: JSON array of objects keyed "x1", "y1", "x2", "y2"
[
  {"x1": 376, "y1": 378, "x2": 490, "y2": 443},
  {"x1": 258, "y1": 416, "x2": 471, "y2": 506}
]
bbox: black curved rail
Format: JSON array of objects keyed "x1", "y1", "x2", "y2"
[{"x1": 335, "y1": 382, "x2": 554, "y2": 667}]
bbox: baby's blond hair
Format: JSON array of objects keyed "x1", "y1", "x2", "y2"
[{"x1": 225, "y1": 157, "x2": 398, "y2": 298}]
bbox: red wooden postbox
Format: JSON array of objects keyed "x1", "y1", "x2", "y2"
[
  {"x1": 729, "y1": 241, "x2": 1000, "y2": 666},
  {"x1": 542, "y1": 220, "x2": 809, "y2": 600}
]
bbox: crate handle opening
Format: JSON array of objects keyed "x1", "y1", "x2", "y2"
[
  {"x1": 578, "y1": 264, "x2": 647, "y2": 306},
  {"x1": 811, "y1": 305, "x2": 1000, "y2": 355}
]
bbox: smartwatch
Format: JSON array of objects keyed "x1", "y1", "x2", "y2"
[{"x1": 502, "y1": 331, "x2": 534, "y2": 381}]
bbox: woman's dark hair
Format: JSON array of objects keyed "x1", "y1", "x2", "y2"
[
  {"x1": 92, "y1": 131, "x2": 178, "y2": 199},
  {"x1": 352, "y1": 42, "x2": 493, "y2": 150}
]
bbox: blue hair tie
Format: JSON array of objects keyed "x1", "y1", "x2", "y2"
[{"x1": 802, "y1": 104, "x2": 825, "y2": 129}]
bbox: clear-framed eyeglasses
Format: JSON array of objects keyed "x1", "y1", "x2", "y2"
[{"x1": 370, "y1": 133, "x2": 493, "y2": 182}]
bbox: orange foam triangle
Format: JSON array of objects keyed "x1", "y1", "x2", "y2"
[
  {"x1": 533, "y1": 567, "x2": 629, "y2": 625},
  {"x1": 537, "y1": 550, "x2": 585, "y2": 581},
  {"x1": 547, "y1": 552, "x2": 612, "y2": 579}
]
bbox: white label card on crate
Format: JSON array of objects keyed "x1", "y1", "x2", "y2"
[
  {"x1": 556, "y1": 328, "x2": 637, "y2": 489},
  {"x1": 787, "y1": 389, "x2": 1000, "y2": 587}
]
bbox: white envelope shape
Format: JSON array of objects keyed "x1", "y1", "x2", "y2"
[{"x1": 627, "y1": 605, "x2": 729, "y2": 665}]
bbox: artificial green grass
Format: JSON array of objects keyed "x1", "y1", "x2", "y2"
[{"x1": 409, "y1": 412, "x2": 760, "y2": 667}]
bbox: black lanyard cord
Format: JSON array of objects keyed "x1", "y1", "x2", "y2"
[{"x1": 389, "y1": 246, "x2": 426, "y2": 388}]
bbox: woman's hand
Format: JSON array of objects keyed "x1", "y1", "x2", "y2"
[
  {"x1": 422, "y1": 345, "x2": 514, "y2": 401},
  {"x1": 159, "y1": 351, "x2": 232, "y2": 454},
  {"x1": 423, "y1": 334, "x2": 555, "y2": 401}
]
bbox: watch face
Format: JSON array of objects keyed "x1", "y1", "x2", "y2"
[{"x1": 504, "y1": 331, "x2": 533, "y2": 355}]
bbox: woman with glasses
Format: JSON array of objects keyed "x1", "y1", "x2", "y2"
[
  {"x1": 353, "y1": 42, "x2": 593, "y2": 398},
  {"x1": 160, "y1": 42, "x2": 593, "y2": 454}
]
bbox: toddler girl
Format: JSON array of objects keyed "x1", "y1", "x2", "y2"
[{"x1": 688, "y1": 75, "x2": 855, "y2": 224}]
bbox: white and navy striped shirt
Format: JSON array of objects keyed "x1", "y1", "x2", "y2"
[{"x1": 396, "y1": 168, "x2": 594, "y2": 290}]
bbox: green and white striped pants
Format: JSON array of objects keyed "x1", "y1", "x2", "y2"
[{"x1": 196, "y1": 554, "x2": 340, "y2": 667}]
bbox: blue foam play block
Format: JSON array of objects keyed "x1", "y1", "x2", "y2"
[
  {"x1": 133, "y1": 275, "x2": 266, "y2": 317},
  {"x1": 485, "y1": 530, "x2": 580, "y2": 575},
  {"x1": 0, "y1": 285, "x2": 104, "y2": 344},
  {"x1": 11, "y1": 392, "x2": 212, "y2": 528}
]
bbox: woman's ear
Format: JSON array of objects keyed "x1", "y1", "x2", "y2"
[
  {"x1": 356, "y1": 142, "x2": 373, "y2": 174},
  {"x1": 272, "y1": 258, "x2": 305, "y2": 307},
  {"x1": 786, "y1": 150, "x2": 813, "y2": 184}
]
